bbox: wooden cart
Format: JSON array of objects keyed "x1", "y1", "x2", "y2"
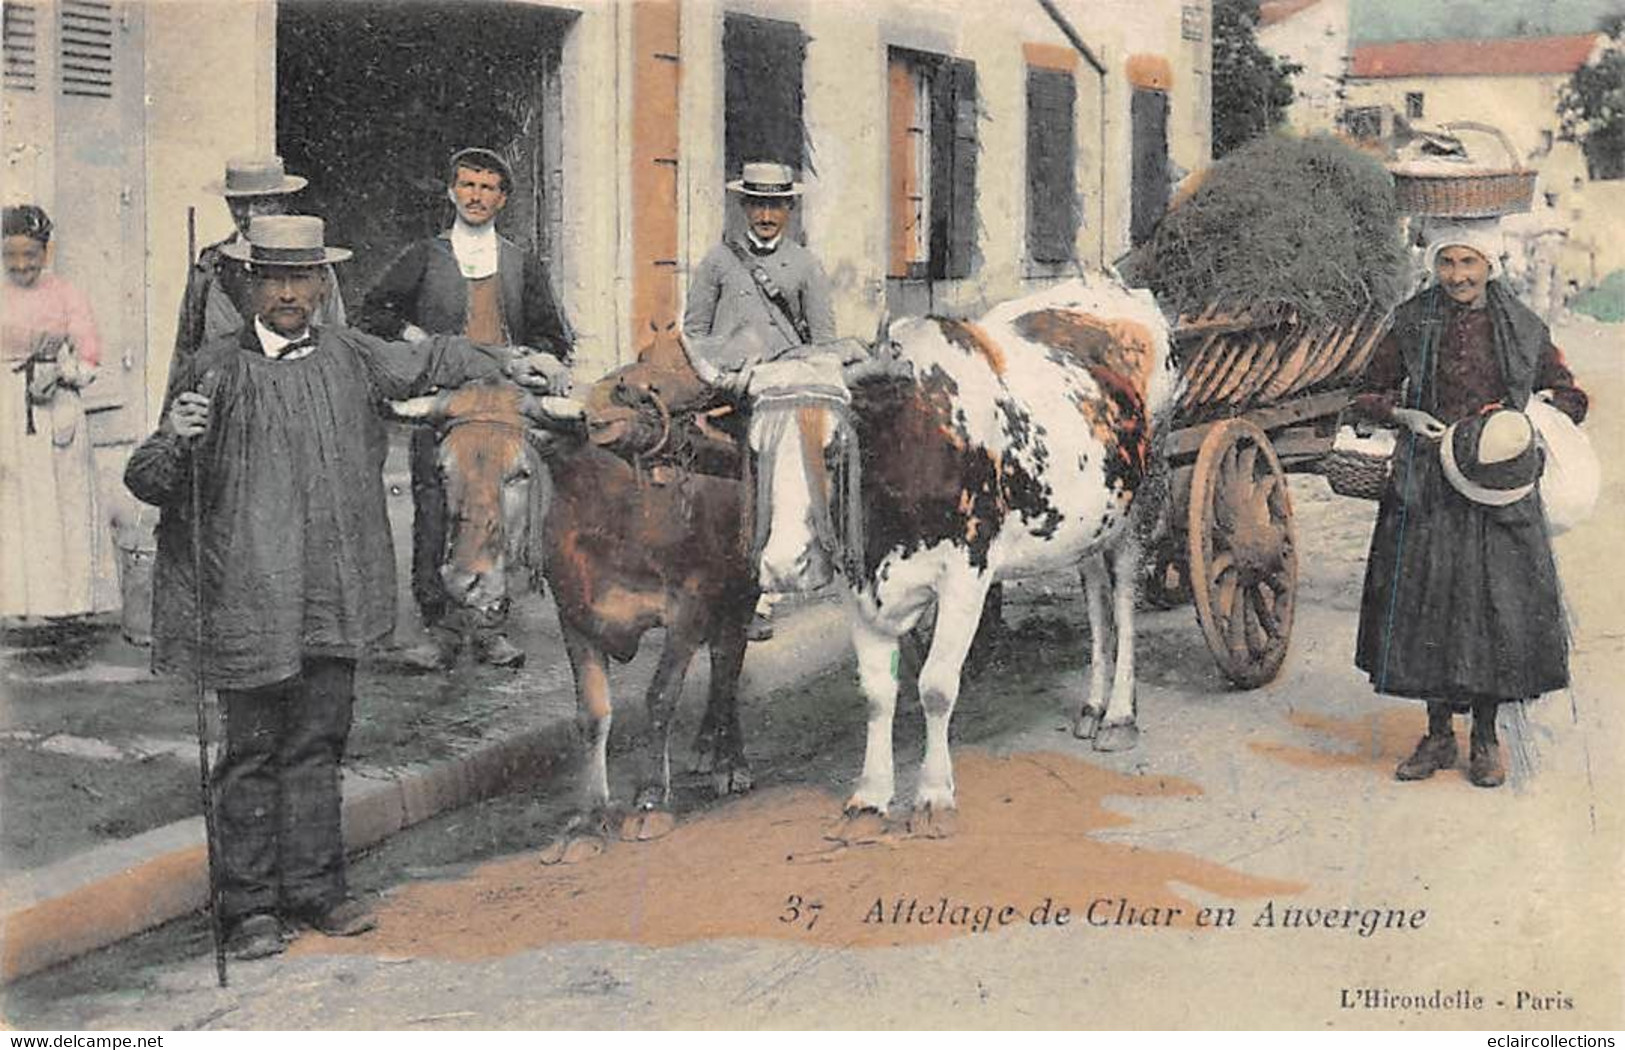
[{"x1": 1145, "y1": 304, "x2": 1391, "y2": 688}]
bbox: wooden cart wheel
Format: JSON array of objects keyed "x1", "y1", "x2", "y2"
[{"x1": 1187, "y1": 418, "x2": 1298, "y2": 688}]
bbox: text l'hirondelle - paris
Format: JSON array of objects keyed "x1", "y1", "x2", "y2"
[{"x1": 860, "y1": 897, "x2": 1428, "y2": 936}]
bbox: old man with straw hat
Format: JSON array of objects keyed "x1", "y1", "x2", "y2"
[
  {"x1": 126, "y1": 215, "x2": 568, "y2": 961},
  {"x1": 1348, "y1": 215, "x2": 1589, "y2": 788}
]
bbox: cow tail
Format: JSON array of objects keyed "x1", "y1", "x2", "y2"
[
  {"x1": 524, "y1": 442, "x2": 552, "y2": 594},
  {"x1": 837, "y1": 404, "x2": 865, "y2": 583},
  {"x1": 739, "y1": 434, "x2": 757, "y2": 568}
]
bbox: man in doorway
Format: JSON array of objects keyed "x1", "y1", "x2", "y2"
[
  {"x1": 683, "y1": 160, "x2": 837, "y2": 641},
  {"x1": 359, "y1": 147, "x2": 574, "y2": 670},
  {"x1": 168, "y1": 156, "x2": 346, "y2": 396},
  {"x1": 126, "y1": 215, "x2": 568, "y2": 960}
]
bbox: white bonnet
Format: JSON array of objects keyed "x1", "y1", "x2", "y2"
[{"x1": 1423, "y1": 218, "x2": 1505, "y2": 279}]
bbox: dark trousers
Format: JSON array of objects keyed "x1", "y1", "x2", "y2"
[
  {"x1": 409, "y1": 427, "x2": 452, "y2": 625},
  {"x1": 215, "y1": 656, "x2": 355, "y2": 925}
]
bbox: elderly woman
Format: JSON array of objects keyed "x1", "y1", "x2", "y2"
[
  {"x1": 1350, "y1": 218, "x2": 1588, "y2": 788},
  {"x1": 1, "y1": 204, "x2": 109, "y2": 621}
]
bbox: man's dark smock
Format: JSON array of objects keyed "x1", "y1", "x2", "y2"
[
  {"x1": 1350, "y1": 283, "x2": 1587, "y2": 703},
  {"x1": 125, "y1": 324, "x2": 512, "y2": 690}
]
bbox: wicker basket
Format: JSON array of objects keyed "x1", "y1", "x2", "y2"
[
  {"x1": 1323, "y1": 449, "x2": 1390, "y2": 500},
  {"x1": 1323, "y1": 426, "x2": 1394, "y2": 500},
  {"x1": 1390, "y1": 122, "x2": 1535, "y2": 218}
]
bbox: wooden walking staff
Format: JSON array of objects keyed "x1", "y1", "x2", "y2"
[{"x1": 185, "y1": 203, "x2": 229, "y2": 987}]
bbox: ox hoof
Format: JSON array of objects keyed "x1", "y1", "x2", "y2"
[
  {"x1": 1072, "y1": 709, "x2": 1103, "y2": 740},
  {"x1": 1092, "y1": 721, "x2": 1140, "y2": 752},
  {"x1": 711, "y1": 764, "x2": 754, "y2": 797},
  {"x1": 620, "y1": 808, "x2": 677, "y2": 842},
  {"x1": 538, "y1": 833, "x2": 606, "y2": 866},
  {"x1": 827, "y1": 807, "x2": 892, "y2": 845},
  {"x1": 906, "y1": 804, "x2": 958, "y2": 840}
]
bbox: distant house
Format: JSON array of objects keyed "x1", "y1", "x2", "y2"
[
  {"x1": 1258, "y1": 0, "x2": 1349, "y2": 135},
  {"x1": 1342, "y1": 31, "x2": 1622, "y2": 287}
]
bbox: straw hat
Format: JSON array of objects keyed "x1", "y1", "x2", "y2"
[
  {"x1": 207, "y1": 156, "x2": 309, "y2": 198},
  {"x1": 219, "y1": 215, "x2": 352, "y2": 267},
  {"x1": 1439, "y1": 407, "x2": 1542, "y2": 506},
  {"x1": 726, "y1": 161, "x2": 804, "y2": 198}
]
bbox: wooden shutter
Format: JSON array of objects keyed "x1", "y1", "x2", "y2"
[
  {"x1": 886, "y1": 54, "x2": 920, "y2": 279},
  {"x1": 632, "y1": 0, "x2": 681, "y2": 344},
  {"x1": 1130, "y1": 87, "x2": 1170, "y2": 248},
  {"x1": 60, "y1": 0, "x2": 114, "y2": 99},
  {"x1": 930, "y1": 57, "x2": 976, "y2": 280},
  {"x1": 723, "y1": 14, "x2": 807, "y2": 178},
  {"x1": 1027, "y1": 67, "x2": 1077, "y2": 264},
  {"x1": 3, "y1": 2, "x2": 37, "y2": 92}
]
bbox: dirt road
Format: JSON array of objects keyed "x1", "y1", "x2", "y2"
[{"x1": 6, "y1": 318, "x2": 1621, "y2": 1031}]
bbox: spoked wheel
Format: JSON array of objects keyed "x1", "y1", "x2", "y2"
[{"x1": 1187, "y1": 418, "x2": 1298, "y2": 688}]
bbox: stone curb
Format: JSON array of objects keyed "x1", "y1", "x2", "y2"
[{"x1": 0, "y1": 601, "x2": 852, "y2": 982}]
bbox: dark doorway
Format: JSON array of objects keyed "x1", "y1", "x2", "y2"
[
  {"x1": 1130, "y1": 86, "x2": 1170, "y2": 248},
  {"x1": 276, "y1": 1, "x2": 574, "y2": 306}
]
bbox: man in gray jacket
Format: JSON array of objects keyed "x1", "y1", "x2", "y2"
[{"x1": 683, "y1": 161, "x2": 836, "y2": 639}]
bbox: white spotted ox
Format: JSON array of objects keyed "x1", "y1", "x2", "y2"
[{"x1": 750, "y1": 275, "x2": 1178, "y2": 835}]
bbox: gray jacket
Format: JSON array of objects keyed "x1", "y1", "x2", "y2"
[{"x1": 682, "y1": 238, "x2": 837, "y2": 370}]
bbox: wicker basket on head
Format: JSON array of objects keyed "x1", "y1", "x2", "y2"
[{"x1": 1389, "y1": 121, "x2": 1535, "y2": 218}]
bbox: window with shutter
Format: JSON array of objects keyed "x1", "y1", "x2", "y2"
[
  {"x1": 60, "y1": 0, "x2": 114, "y2": 99},
  {"x1": 723, "y1": 14, "x2": 807, "y2": 180},
  {"x1": 1130, "y1": 86, "x2": 1169, "y2": 248},
  {"x1": 887, "y1": 48, "x2": 977, "y2": 281},
  {"x1": 1027, "y1": 66, "x2": 1078, "y2": 264},
  {"x1": 3, "y1": 2, "x2": 37, "y2": 92}
]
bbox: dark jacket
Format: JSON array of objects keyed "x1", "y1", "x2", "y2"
[
  {"x1": 356, "y1": 232, "x2": 573, "y2": 360},
  {"x1": 126, "y1": 323, "x2": 512, "y2": 690}
]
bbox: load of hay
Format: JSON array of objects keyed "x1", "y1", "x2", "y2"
[{"x1": 1128, "y1": 134, "x2": 1408, "y2": 323}]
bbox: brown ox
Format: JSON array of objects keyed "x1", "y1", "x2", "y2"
[{"x1": 399, "y1": 347, "x2": 757, "y2": 862}]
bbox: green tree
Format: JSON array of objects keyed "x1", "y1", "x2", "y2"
[
  {"x1": 1211, "y1": 0, "x2": 1302, "y2": 157},
  {"x1": 1557, "y1": 14, "x2": 1625, "y2": 180}
]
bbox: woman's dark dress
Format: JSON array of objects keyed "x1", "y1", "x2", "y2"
[{"x1": 1350, "y1": 283, "x2": 1587, "y2": 703}]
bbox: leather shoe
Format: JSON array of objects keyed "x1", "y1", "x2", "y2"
[
  {"x1": 745, "y1": 612, "x2": 774, "y2": 643},
  {"x1": 476, "y1": 633, "x2": 526, "y2": 668},
  {"x1": 296, "y1": 898, "x2": 377, "y2": 937},
  {"x1": 225, "y1": 913, "x2": 286, "y2": 960},
  {"x1": 1468, "y1": 738, "x2": 1505, "y2": 788},
  {"x1": 1395, "y1": 732, "x2": 1457, "y2": 781},
  {"x1": 396, "y1": 639, "x2": 457, "y2": 673}
]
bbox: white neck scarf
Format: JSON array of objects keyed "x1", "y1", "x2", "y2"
[{"x1": 449, "y1": 218, "x2": 500, "y2": 279}]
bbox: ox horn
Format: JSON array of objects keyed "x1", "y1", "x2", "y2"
[
  {"x1": 871, "y1": 308, "x2": 891, "y2": 354},
  {"x1": 519, "y1": 391, "x2": 589, "y2": 428},
  {"x1": 384, "y1": 391, "x2": 449, "y2": 424},
  {"x1": 672, "y1": 330, "x2": 723, "y2": 387}
]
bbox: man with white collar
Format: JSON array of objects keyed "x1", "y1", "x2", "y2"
[
  {"x1": 359, "y1": 148, "x2": 573, "y2": 670},
  {"x1": 126, "y1": 215, "x2": 568, "y2": 960},
  {"x1": 168, "y1": 156, "x2": 346, "y2": 396},
  {"x1": 683, "y1": 160, "x2": 838, "y2": 640}
]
